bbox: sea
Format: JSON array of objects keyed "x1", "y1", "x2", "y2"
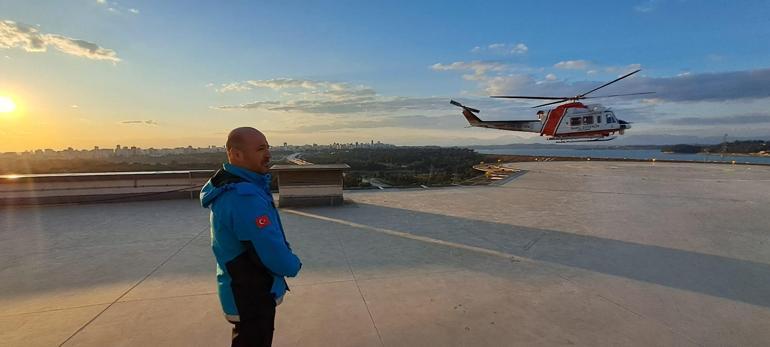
[{"x1": 476, "y1": 148, "x2": 770, "y2": 165}]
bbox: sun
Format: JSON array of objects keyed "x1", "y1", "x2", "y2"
[{"x1": 0, "y1": 96, "x2": 16, "y2": 113}]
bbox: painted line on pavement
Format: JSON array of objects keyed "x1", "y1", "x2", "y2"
[{"x1": 283, "y1": 209, "x2": 533, "y2": 264}]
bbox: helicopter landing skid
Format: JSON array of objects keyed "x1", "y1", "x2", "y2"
[{"x1": 551, "y1": 136, "x2": 617, "y2": 143}]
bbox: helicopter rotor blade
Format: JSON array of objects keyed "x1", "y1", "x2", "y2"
[
  {"x1": 490, "y1": 69, "x2": 645, "y2": 108},
  {"x1": 532, "y1": 99, "x2": 569, "y2": 108},
  {"x1": 578, "y1": 69, "x2": 642, "y2": 98},
  {"x1": 490, "y1": 95, "x2": 572, "y2": 100},
  {"x1": 582, "y1": 91, "x2": 655, "y2": 99}
]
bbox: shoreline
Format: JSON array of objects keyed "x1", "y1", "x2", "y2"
[
  {"x1": 480, "y1": 154, "x2": 770, "y2": 166},
  {"x1": 662, "y1": 151, "x2": 770, "y2": 157}
]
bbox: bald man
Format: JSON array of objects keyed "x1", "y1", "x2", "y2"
[{"x1": 201, "y1": 127, "x2": 302, "y2": 347}]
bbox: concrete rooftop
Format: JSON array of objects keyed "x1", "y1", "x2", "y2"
[{"x1": 2, "y1": 161, "x2": 770, "y2": 346}]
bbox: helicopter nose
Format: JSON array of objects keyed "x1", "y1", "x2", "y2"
[{"x1": 618, "y1": 119, "x2": 631, "y2": 130}]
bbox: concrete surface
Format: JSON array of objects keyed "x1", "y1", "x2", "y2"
[{"x1": 1, "y1": 161, "x2": 769, "y2": 346}]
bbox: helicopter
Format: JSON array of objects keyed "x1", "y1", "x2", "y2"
[{"x1": 451, "y1": 69, "x2": 653, "y2": 142}]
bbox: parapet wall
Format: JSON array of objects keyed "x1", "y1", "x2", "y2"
[{"x1": 0, "y1": 170, "x2": 214, "y2": 206}]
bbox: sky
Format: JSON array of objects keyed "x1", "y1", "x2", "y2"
[{"x1": 1, "y1": 0, "x2": 770, "y2": 151}]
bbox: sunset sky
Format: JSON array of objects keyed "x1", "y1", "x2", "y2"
[{"x1": 1, "y1": 1, "x2": 770, "y2": 152}]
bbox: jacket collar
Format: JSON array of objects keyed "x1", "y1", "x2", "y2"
[{"x1": 223, "y1": 163, "x2": 271, "y2": 188}]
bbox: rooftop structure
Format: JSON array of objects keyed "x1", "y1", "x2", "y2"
[
  {"x1": 271, "y1": 164, "x2": 350, "y2": 207},
  {"x1": 2, "y1": 161, "x2": 770, "y2": 346}
]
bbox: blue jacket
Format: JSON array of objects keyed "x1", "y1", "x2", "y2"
[{"x1": 200, "y1": 163, "x2": 301, "y2": 322}]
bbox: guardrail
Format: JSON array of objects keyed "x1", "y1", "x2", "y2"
[{"x1": 0, "y1": 170, "x2": 215, "y2": 206}]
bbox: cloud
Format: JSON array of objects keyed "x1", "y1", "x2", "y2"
[
  {"x1": 620, "y1": 68, "x2": 770, "y2": 102},
  {"x1": 430, "y1": 61, "x2": 507, "y2": 73},
  {"x1": 640, "y1": 98, "x2": 664, "y2": 105},
  {"x1": 483, "y1": 74, "x2": 541, "y2": 95},
  {"x1": 510, "y1": 43, "x2": 528, "y2": 54},
  {"x1": 432, "y1": 60, "x2": 588, "y2": 95},
  {"x1": 96, "y1": 1, "x2": 139, "y2": 15},
  {"x1": 287, "y1": 114, "x2": 466, "y2": 132},
  {"x1": 217, "y1": 78, "x2": 351, "y2": 94},
  {"x1": 634, "y1": 0, "x2": 661, "y2": 13},
  {"x1": 120, "y1": 120, "x2": 158, "y2": 126},
  {"x1": 433, "y1": 55, "x2": 770, "y2": 104},
  {"x1": 432, "y1": 59, "x2": 642, "y2": 96},
  {"x1": 430, "y1": 61, "x2": 509, "y2": 81},
  {"x1": 45, "y1": 34, "x2": 120, "y2": 62},
  {"x1": 0, "y1": 21, "x2": 46, "y2": 52},
  {"x1": 471, "y1": 43, "x2": 528, "y2": 55},
  {"x1": 479, "y1": 68, "x2": 770, "y2": 102},
  {"x1": 553, "y1": 60, "x2": 640, "y2": 75},
  {"x1": 664, "y1": 113, "x2": 770, "y2": 126},
  {"x1": 215, "y1": 78, "x2": 380, "y2": 108},
  {"x1": 216, "y1": 100, "x2": 282, "y2": 110},
  {"x1": 214, "y1": 77, "x2": 456, "y2": 114},
  {"x1": 0, "y1": 20, "x2": 120, "y2": 62},
  {"x1": 554, "y1": 60, "x2": 590, "y2": 70},
  {"x1": 604, "y1": 63, "x2": 642, "y2": 74},
  {"x1": 217, "y1": 96, "x2": 448, "y2": 114}
]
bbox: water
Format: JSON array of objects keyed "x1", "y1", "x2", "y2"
[{"x1": 477, "y1": 148, "x2": 770, "y2": 165}]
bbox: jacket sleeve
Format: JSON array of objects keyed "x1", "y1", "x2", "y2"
[{"x1": 231, "y1": 194, "x2": 302, "y2": 277}]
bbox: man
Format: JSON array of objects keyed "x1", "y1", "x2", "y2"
[{"x1": 200, "y1": 127, "x2": 302, "y2": 347}]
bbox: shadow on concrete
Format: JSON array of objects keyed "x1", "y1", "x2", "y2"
[
  {"x1": 3, "y1": 198, "x2": 770, "y2": 313},
  {"x1": 295, "y1": 202, "x2": 770, "y2": 309}
]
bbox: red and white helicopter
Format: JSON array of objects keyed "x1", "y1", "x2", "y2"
[{"x1": 451, "y1": 69, "x2": 653, "y2": 142}]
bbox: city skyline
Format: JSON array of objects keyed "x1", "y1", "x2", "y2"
[
  {"x1": 1, "y1": 140, "x2": 394, "y2": 156},
  {"x1": 2, "y1": 1, "x2": 770, "y2": 152}
]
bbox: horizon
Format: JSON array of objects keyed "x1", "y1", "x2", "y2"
[
  {"x1": 2, "y1": 1, "x2": 770, "y2": 151},
  {"x1": 6, "y1": 137, "x2": 770, "y2": 154}
]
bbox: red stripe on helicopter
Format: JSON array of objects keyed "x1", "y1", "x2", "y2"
[{"x1": 541, "y1": 102, "x2": 587, "y2": 136}]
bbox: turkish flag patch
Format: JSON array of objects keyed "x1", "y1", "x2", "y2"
[{"x1": 255, "y1": 215, "x2": 271, "y2": 229}]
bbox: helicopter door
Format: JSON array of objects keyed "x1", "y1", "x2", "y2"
[{"x1": 582, "y1": 115, "x2": 594, "y2": 131}]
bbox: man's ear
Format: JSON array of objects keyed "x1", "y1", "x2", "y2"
[{"x1": 227, "y1": 149, "x2": 240, "y2": 162}]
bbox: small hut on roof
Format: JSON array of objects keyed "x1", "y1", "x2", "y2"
[{"x1": 269, "y1": 164, "x2": 350, "y2": 207}]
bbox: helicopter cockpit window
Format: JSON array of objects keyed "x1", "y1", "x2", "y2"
[
  {"x1": 570, "y1": 117, "x2": 581, "y2": 126},
  {"x1": 583, "y1": 116, "x2": 594, "y2": 125},
  {"x1": 605, "y1": 112, "x2": 615, "y2": 123}
]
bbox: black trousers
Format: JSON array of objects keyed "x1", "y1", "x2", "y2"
[
  {"x1": 230, "y1": 304, "x2": 276, "y2": 347},
  {"x1": 231, "y1": 294, "x2": 276, "y2": 347}
]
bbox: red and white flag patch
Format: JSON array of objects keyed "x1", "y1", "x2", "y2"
[{"x1": 255, "y1": 215, "x2": 271, "y2": 228}]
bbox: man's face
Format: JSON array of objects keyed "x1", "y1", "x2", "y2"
[{"x1": 230, "y1": 132, "x2": 272, "y2": 174}]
